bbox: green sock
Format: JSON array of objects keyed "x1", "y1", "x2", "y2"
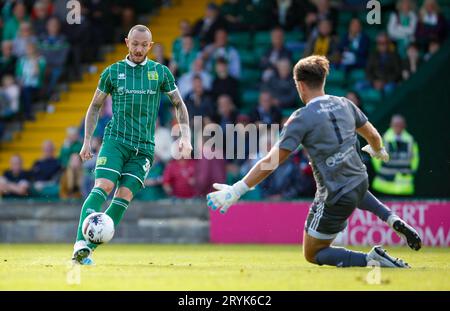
[
  {"x1": 76, "y1": 187, "x2": 108, "y2": 242},
  {"x1": 105, "y1": 197, "x2": 129, "y2": 226}
]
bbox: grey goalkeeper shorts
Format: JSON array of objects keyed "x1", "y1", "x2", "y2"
[{"x1": 305, "y1": 179, "x2": 369, "y2": 240}]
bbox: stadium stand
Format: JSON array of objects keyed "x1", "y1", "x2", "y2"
[{"x1": 0, "y1": 0, "x2": 449, "y2": 200}]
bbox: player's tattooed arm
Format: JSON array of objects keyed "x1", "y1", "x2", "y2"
[
  {"x1": 167, "y1": 88, "x2": 192, "y2": 157},
  {"x1": 79, "y1": 89, "x2": 107, "y2": 161},
  {"x1": 167, "y1": 88, "x2": 190, "y2": 135},
  {"x1": 84, "y1": 89, "x2": 108, "y2": 141}
]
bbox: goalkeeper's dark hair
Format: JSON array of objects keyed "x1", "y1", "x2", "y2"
[{"x1": 293, "y1": 55, "x2": 330, "y2": 89}]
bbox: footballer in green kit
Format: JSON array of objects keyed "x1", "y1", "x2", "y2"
[{"x1": 72, "y1": 25, "x2": 192, "y2": 264}]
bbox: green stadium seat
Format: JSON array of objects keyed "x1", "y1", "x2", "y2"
[
  {"x1": 240, "y1": 69, "x2": 261, "y2": 88},
  {"x1": 338, "y1": 11, "x2": 354, "y2": 26},
  {"x1": 326, "y1": 69, "x2": 346, "y2": 87},
  {"x1": 285, "y1": 30, "x2": 304, "y2": 43},
  {"x1": 228, "y1": 32, "x2": 252, "y2": 49},
  {"x1": 254, "y1": 31, "x2": 272, "y2": 49},
  {"x1": 241, "y1": 89, "x2": 259, "y2": 110},
  {"x1": 349, "y1": 69, "x2": 367, "y2": 86},
  {"x1": 239, "y1": 49, "x2": 259, "y2": 68},
  {"x1": 292, "y1": 49, "x2": 305, "y2": 62},
  {"x1": 325, "y1": 86, "x2": 348, "y2": 97},
  {"x1": 360, "y1": 88, "x2": 382, "y2": 106}
]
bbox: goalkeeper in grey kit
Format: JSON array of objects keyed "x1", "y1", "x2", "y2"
[{"x1": 207, "y1": 55, "x2": 422, "y2": 268}]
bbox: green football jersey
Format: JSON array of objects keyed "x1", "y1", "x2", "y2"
[{"x1": 97, "y1": 56, "x2": 177, "y2": 153}]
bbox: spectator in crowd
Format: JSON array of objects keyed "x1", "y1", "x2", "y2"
[
  {"x1": 263, "y1": 58, "x2": 298, "y2": 109},
  {"x1": 81, "y1": 137, "x2": 101, "y2": 199},
  {"x1": 194, "y1": 138, "x2": 226, "y2": 196},
  {"x1": 304, "y1": 0, "x2": 338, "y2": 37},
  {"x1": 211, "y1": 57, "x2": 239, "y2": 104},
  {"x1": 193, "y1": 2, "x2": 227, "y2": 47},
  {"x1": 304, "y1": 19, "x2": 339, "y2": 64},
  {"x1": 178, "y1": 57, "x2": 212, "y2": 98},
  {"x1": 260, "y1": 26, "x2": 292, "y2": 82},
  {"x1": 151, "y1": 43, "x2": 169, "y2": 67},
  {"x1": 184, "y1": 75, "x2": 215, "y2": 123},
  {"x1": 79, "y1": 103, "x2": 112, "y2": 139},
  {"x1": 202, "y1": 28, "x2": 241, "y2": 79},
  {"x1": 365, "y1": 33, "x2": 402, "y2": 94},
  {"x1": 12, "y1": 22, "x2": 38, "y2": 58},
  {"x1": 402, "y1": 42, "x2": 421, "y2": 80},
  {"x1": 339, "y1": 18, "x2": 370, "y2": 71},
  {"x1": 415, "y1": 0, "x2": 447, "y2": 48},
  {"x1": 172, "y1": 19, "x2": 194, "y2": 55},
  {"x1": 59, "y1": 126, "x2": 82, "y2": 168},
  {"x1": 261, "y1": 153, "x2": 301, "y2": 200},
  {"x1": 251, "y1": 91, "x2": 282, "y2": 126},
  {"x1": 30, "y1": 140, "x2": 61, "y2": 194},
  {"x1": 86, "y1": 0, "x2": 115, "y2": 48},
  {"x1": 31, "y1": 0, "x2": 54, "y2": 18},
  {"x1": 345, "y1": 90, "x2": 364, "y2": 111},
  {"x1": 0, "y1": 155, "x2": 30, "y2": 198},
  {"x1": 154, "y1": 120, "x2": 173, "y2": 163},
  {"x1": 275, "y1": 0, "x2": 302, "y2": 31},
  {"x1": 170, "y1": 35, "x2": 199, "y2": 77},
  {"x1": 0, "y1": 75, "x2": 20, "y2": 118},
  {"x1": 163, "y1": 142, "x2": 196, "y2": 199},
  {"x1": 114, "y1": 6, "x2": 136, "y2": 43},
  {"x1": 242, "y1": 0, "x2": 276, "y2": 31},
  {"x1": 136, "y1": 155, "x2": 167, "y2": 201},
  {"x1": 31, "y1": 0, "x2": 50, "y2": 37},
  {"x1": 387, "y1": 0, "x2": 418, "y2": 57},
  {"x1": 424, "y1": 38, "x2": 441, "y2": 61},
  {"x1": 296, "y1": 148, "x2": 316, "y2": 197},
  {"x1": 61, "y1": 4, "x2": 91, "y2": 81},
  {"x1": 15, "y1": 42, "x2": 46, "y2": 120},
  {"x1": 220, "y1": 0, "x2": 246, "y2": 31},
  {"x1": 217, "y1": 94, "x2": 237, "y2": 131},
  {"x1": 372, "y1": 114, "x2": 419, "y2": 196},
  {"x1": 39, "y1": 17, "x2": 69, "y2": 100},
  {"x1": 59, "y1": 153, "x2": 83, "y2": 200},
  {"x1": 0, "y1": 40, "x2": 17, "y2": 80},
  {"x1": 3, "y1": 2, "x2": 28, "y2": 40}
]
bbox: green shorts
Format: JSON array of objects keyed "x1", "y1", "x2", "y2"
[{"x1": 95, "y1": 139, "x2": 154, "y2": 193}]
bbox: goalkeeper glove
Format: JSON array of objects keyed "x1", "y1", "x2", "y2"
[
  {"x1": 362, "y1": 145, "x2": 390, "y2": 162},
  {"x1": 206, "y1": 180, "x2": 249, "y2": 214}
]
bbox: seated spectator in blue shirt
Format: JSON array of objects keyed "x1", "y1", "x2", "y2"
[
  {"x1": 30, "y1": 140, "x2": 61, "y2": 195},
  {"x1": 339, "y1": 18, "x2": 370, "y2": 71},
  {"x1": 251, "y1": 91, "x2": 282, "y2": 126},
  {"x1": 38, "y1": 16, "x2": 70, "y2": 100},
  {"x1": 185, "y1": 75, "x2": 216, "y2": 123},
  {"x1": 260, "y1": 27, "x2": 292, "y2": 82},
  {"x1": 201, "y1": 28, "x2": 241, "y2": 79},
  {"x1": 262, "y1": 58, "x2": 298, "y2": 109},
  {"x1": 0, "y1": 155, "x2": 30, "y2": 198}
]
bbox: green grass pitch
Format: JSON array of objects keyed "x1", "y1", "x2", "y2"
[{"x1": 0, "y1": 244, "x2": 449, "y2": 290}]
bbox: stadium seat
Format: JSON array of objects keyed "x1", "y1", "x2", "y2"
[
  {"x1": 285, "y1": 31, "x2": 304, "y2": 43},
  {"x1": 326, "y1": 69, "x2": 346, "y2": 87},
  {"x1": 240, "y1": 69, "x2": 261, "y2": 88},
  {"x1": 253, "y1": 31, "x2": 272, "y2": 49},
  {"x1": 228, "y1": 32, "x2": 252, "y2": 49},
  {"x1": 349, "y1": 69, "x2": 367, "y2": 86},
  {"x1": 241, "y1": 89, "x2": 259, "y2": 110},
  {"x1": 239, "y1": 49, "x2": 259, "y2": 68},
  {"x1": 359, "y1": 88, "x2": 382, "y2": 106},
  {"x1": 325, "y1": 86, "x2": 348, "y2": 97}
]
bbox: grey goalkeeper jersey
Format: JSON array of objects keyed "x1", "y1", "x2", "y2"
[{"x1": 277, "y1": 95, "x2": 368, "y2": 204}]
